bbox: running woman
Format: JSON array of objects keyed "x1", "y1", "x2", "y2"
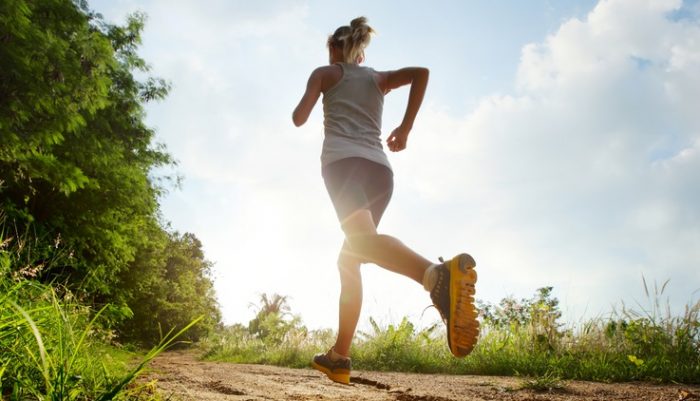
[{"x1": 293, "y1": 17, "x2": 478, "y2": 385}]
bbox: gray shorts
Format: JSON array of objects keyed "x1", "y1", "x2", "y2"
[{"x1": 322, "y1": 157, "x2": 394, "y2": 226}]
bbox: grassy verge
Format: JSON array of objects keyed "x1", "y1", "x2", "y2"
[
  {"x1": 0, "y1": 221, "x2": 199, "y2": 400},
  {"x1": 201, "y1": 324, "x2": 335, "y2": 369},
  {"x1": 0, "y1": 277, "x2": 200, "y2": 399},
  {"x1": 200, "y1": 288, "x2": 700, "y2": 384}
]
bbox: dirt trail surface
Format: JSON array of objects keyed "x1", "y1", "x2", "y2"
[{"x1": 144, "y1": 351, "x2": 699, "y2": 401}]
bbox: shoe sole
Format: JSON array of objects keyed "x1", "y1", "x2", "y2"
[
  {"x1": 448, "y1": 253, "x2": 479, "y2": 357},
  {"x1": 311, "y1": 360, "x2": 350, "y2": 385}
]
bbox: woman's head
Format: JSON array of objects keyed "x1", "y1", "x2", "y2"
[{"x1": 327, "y1": 17, "x2": 374, "y2": 64}]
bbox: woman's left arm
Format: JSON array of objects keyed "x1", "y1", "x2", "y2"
[{"x1": 292, "y1": 68, "x2": 324, "y2": 127}]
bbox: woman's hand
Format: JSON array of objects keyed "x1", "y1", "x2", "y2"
[
  {"x1": 387, "y1": 125, "x2": 410, "y2": 152},
  {"x1": 380, "y1": 67, "x2": 428, "y2": 152}
]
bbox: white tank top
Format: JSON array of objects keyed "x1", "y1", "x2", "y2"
[{"x1": 321, "y1": 63, "x2": 391, "y2": 170}]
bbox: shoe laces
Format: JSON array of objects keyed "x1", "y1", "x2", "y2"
[{"x1": 428, "y1": 257, "x2": 449, "y2": 323}]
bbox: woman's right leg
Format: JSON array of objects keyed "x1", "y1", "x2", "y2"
[
  {"x1": 322, "y1": 158, "x2": 434, "y2": 284},
  {"x1": 341, "y1": 209, "x2": 433, "y2": 284},
  {"x1": 341, "y1": 210, "x2": 480, "y2": 358}
]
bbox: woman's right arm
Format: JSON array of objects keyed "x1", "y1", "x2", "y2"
[
  {"x1": 292, "y1": 68, "x2": 324, "y2": 127},
  {"x1": 381, "y1": 67, "x2": 430, "y2": 152}
]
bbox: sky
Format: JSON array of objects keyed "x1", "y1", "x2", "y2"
[{"x1": 91, "y1": 0, "x2": 700, "y2": 331}]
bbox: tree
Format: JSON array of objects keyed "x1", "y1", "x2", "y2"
[
  {"x1": 251, "y1": 293, "x2": 292, "y2": 316},
  {"x1": 117, "y1": 231, "x2": 222, "y2": 345},
  {"x1": 478, "y1": 287, "x2": 563, "y2": 351},
  {"x1": 0, "y1": 0, "x2": 114, "y2": 196},
  {"x1": 248, "y1": 293, "x2": 300, "y2": 344},
  {"x1": 0, "y1": 1, "x2": 221, "y2": 343},
  {"x1": 0, "y1": 1, "x2": 174, "y2": 297}
]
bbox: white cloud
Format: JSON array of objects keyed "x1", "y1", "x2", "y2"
[
  {"x1": 405, "y1": 0, "x2": 700, "y2": 320},
  {"x1": 122, "y1": 0, "x2": 328, "y2": 184}
]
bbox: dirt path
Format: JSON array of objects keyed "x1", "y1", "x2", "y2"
[{"x1": 144, "y1": 351, "x2": 699, "y2": 401}]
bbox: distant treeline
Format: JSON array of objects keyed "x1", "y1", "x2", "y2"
[{"x1": 0, "y1": 0, "x2": 220, "y2": 345}]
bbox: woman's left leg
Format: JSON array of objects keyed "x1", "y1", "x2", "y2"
[
  {"x1": 334, "y1": 240, "x2": 362, "y2": 357},
  {"x1": 324, "y1": 158, "x2": 395, "y2": 358}
]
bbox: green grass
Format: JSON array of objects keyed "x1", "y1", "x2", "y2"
[
  {"x1": 0, "y1": 219, "x2": 199, "y2": 400},
  {"x1": 200, "y1": 323, "x2": 336, "y2": 369},
  {"x1": 200, "y1": 287, "x2": 700, "y2": 384},
  {"x1": 0, "y1": 278, "x2": 201, "y2": 400},
  {"x1": 518, "y1": 371, "x2": 566, "y2": 392}
]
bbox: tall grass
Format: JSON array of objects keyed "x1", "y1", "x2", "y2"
[
  {"x1": 0, "y1": 216, "x2": 199, "y2": 400},
  {"x1": 201, "y1": 286, "x2": 700, "y2": 384},
  {"x1": 200, "y1": 323, "x2": 335, "y2": 369}
]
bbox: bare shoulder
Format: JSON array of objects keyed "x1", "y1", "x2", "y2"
[
  {"x1": 373, "y1": 68, "x2": 397, "y2": 94},
  {"x1": 309, "y1": 65, "x2": 343, "y2": 92}
]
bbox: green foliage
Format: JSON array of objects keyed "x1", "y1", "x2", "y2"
[
  {"x1": 248, "y1": 312, "x2": 302, "y2": 346},
  {"x1": 0, "y1": 0, "x2": 113, "y2": 194},
  {"x1": 478, "y1": 286, "x2": 563, "y2": 352},
  {"x1": 0, "y1": 228, "x2": 192, "y2": 400},
  {"x1": 518, "y1": 371, "x2": 566, "y2": 392},
  {"x1": 203, "y1": 287, "x2": 700, "y2": 384},
  {"x1": 0, "y1": 3, "x2": 214, "y2": 394},
  {"x1": 200, "y1": 293, "x2": 329, "y2": 368},
  {"x1": 0, "y1": 0, "x2": 220, "y2": 347},
  {"x1": 117, "y1": 231, "x2": 221, "y2": 346},
  {"x1": 463, "y1": 285, "x2": 699, "y2": 382},
  {"x1": 0, "y1": 0, "x2": 176, "y2": 299},
  {"x1": 352, "y1": 317, "x2": 445, "y2": 372},
  {"x1": 247, "y1": 294, "x2": 300, "y2": 345}
]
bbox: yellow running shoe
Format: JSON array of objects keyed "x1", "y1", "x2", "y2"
[
  {"x1": 429, "y1": 253, "x2": 479, "y2": 357},
  {"x1": 311, "y1": 349, "x2": 351, "y2": 385}
]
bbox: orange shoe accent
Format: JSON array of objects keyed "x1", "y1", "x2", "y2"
[
  {"x1": 447, "y1": 253, "x2": 478, "y2": 357},
  {"x1": 311, "y1": 350, "x2": 351, "y2": 385},
  {"x1": 311, "y1": 360, "x2": 350, "y2": 384}
]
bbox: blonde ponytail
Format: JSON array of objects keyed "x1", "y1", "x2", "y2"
[{"x1": 327, "y1": 16, "x2": 375, "y2": 64}]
